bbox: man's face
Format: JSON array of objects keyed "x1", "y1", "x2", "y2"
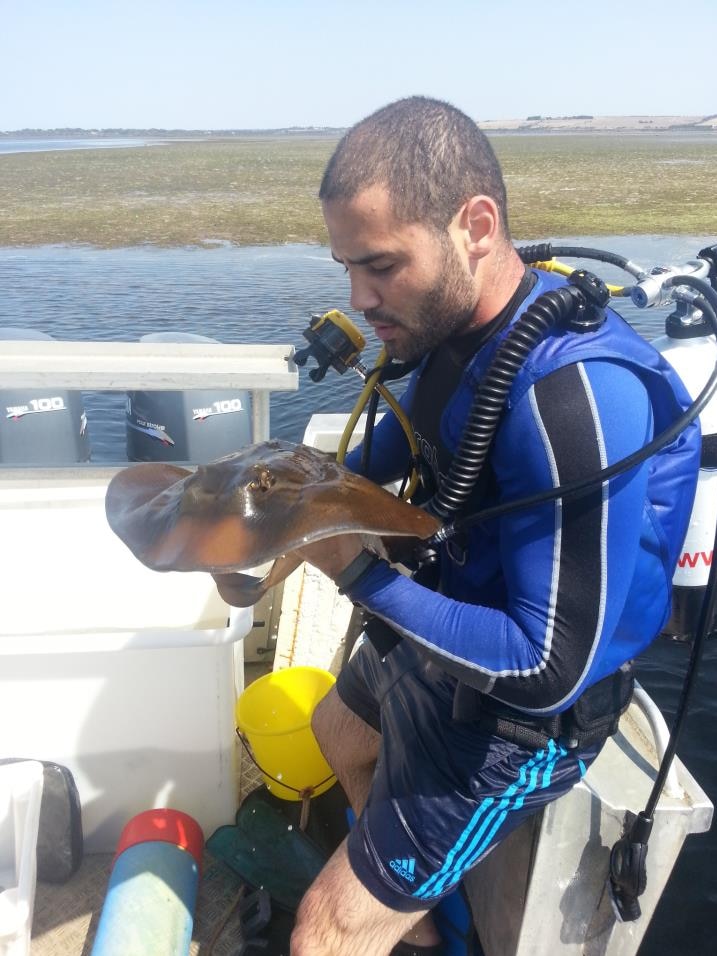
[{"x1": 322, "y1": 185, "x2": 478, "y2": 362}]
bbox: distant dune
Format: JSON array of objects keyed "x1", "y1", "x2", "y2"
[
  {"x1": 478, "y1": 114, "x2": 717, "y2": 132},
  {"x1": 3, "y1": 117, "x2": 717, "y2": 139}
]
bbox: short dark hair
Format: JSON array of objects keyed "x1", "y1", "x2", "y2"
[{"x1": 320, "y1": 96, "x2": 509, "y2": 236}]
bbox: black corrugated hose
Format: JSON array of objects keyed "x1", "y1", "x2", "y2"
[{"x1": 427, "y1": 275, "x2": 605, "y2": 521}]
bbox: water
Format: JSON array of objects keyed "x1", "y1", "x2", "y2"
[
  {"x1": 0, "y1": 243, "x2": 393, "y2": 459},
  {"x1": 2, "y1": 236, "x2": 712, "y2": 462},
  {"x1": 0, "y1": 238, "x2": 716, "y2": 953},
  {"x1": 0, "y1": 138, "x2": 156, "y2": 155}
]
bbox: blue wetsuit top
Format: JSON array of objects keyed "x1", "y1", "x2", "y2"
[{"x1": 344, "y1": 269, "x2": 701, "y2": 716}]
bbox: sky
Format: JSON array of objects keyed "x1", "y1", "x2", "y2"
[{"x1": 1, "y1": 0, "x2": 715, "y2": 131}]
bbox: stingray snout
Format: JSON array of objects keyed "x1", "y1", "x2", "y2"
[{"x1": 181, "y1": 461, "x2": 237, "y2": 508}]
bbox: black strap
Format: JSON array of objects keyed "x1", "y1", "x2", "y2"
[
  {"x1": 701, "y1": 432, "x2": 717, "y2": 468},
  {"x1": 455, "y1": 665, "x2": 635, "y2": 750},
  {"x1": 476, "y1": 711, "x2": 616, "y2": 751},
  {"x1": 335, "y1": 549, "x2": 385, "y2": 595},
  {"x1": 363, "y1": 615, "x2": 404, "y2": 657}
]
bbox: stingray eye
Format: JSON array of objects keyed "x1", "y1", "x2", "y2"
[
  {"x1": 248, "y1": 466, "x2": 276, "y2": 493},
  {"x1": 257, "y1": 467, "x2": 276, "y2": 491}
]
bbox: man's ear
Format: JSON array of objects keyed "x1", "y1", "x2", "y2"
[{"x1": 462, "y1": 195, "x2": 500, "y2": 260}]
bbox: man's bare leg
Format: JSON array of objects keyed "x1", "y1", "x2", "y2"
[
  {"x1": 309, "y1": 687, "x2": 441, "y2": 949},
  {"x1": 311, "y1": 686, "x2": 379, "y2": 813},
  {"x1": 291, "y1": 838, "x2": 431, "y2": 955}
]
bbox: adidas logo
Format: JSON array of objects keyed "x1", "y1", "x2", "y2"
[{"x1": 389, "y1": 857, "x2": 416, "y2": 883}]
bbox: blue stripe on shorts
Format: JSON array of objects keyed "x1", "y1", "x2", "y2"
[{"x1": 413, "y1": 739, "x2": 567, "y2": 900}]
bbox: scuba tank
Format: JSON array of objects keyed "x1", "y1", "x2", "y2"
[
  {"x1": 653, "y1": 320, "x2": 717, "y2": 641},
  {"x1": 515, "y1": 244, "x2": 717, "y2": 645},
  {"x1": 632, "y1": 246, "x2": 717, "y2": 641}
]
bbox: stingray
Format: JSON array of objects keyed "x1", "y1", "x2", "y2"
[{"x1": 105, "y1": 439, "x2": 441, "y2": 607}]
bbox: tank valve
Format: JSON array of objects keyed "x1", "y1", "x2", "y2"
[{"x1": 294, "y1": 310, "x2": 366, "y2": 382}]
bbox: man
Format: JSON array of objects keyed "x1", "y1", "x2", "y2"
[{"x1": 290, "y1": 97, "x2": 700, "y2": 955}]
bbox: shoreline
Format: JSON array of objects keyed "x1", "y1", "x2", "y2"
[
  {"x1": 3, "y1": 115, "x2": 716, "y2": 140},
  {"x1": 2, "y1": 228, "x2": 715, "y2": 252}
]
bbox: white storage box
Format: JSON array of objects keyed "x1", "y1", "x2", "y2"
[
  {"x1": 0, "y1": 473, "x2": 252, "y2": 852},
  {"x1": 0, "y1": 761, "x2": 43, "y2": 956}
]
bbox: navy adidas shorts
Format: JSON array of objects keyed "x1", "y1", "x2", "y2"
[{"x1": 336, "y1": 637, "x2": 604, "y2": 912}]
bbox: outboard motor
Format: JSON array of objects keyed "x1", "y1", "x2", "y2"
[
  {"x1": 654, "y1": 313, "x2": 717, "y2": 641},
  {"x1": 126, "y1": 332, "x2": 252, "y2": 462},
  {"x1": 0, "y1": 327, "x2": 90, "y2": 464}
]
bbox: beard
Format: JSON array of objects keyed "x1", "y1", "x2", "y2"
[{"x1": 364, "y1": 239, "x2": 478, "y2": 362}]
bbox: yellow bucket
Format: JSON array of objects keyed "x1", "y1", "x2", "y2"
[{"x1": 236, "y1": 666, "x2": 336, "y2": 801}]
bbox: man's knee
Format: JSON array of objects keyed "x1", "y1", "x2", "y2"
[
  {"x1": 291, "y1": 880, "x2": 344, "y2": 954},
  {"x1": 291, "y1": 842, "x2": 422, "y2": 956}
]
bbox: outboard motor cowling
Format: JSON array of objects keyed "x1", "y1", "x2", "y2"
[
  {"x1": 0, "y1": 327, "x2": 91, "y2": 464},
  {"x1": 126, "y1": 332, "x2": 252, "y2": 462}
]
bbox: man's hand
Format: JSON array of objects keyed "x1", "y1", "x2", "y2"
[{"x1": 297, "y1": 533, "x2": 387, "y2": 580}]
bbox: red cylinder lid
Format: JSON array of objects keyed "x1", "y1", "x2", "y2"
[{"x1": 115, "y1": 808, "x2": 204, "y2": 870}]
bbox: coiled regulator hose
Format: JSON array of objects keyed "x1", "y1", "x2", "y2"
[{"x1": 428, "y1": 283, "x2": 587, "y2": 520}]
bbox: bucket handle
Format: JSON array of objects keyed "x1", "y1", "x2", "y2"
[{"x1": 236, "y1": 729, "x2": 336, "y2": 830}]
